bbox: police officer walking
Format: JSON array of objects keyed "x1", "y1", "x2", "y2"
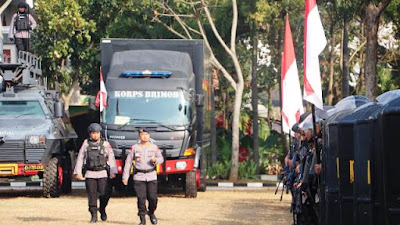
[
  {"x1": 123, "y1": 129, "x2": 164, "y2": 225},
  {"x1": 9, "y1": 2, "x2": 37, "y2": 52},
  {"x1": 74, "y1": 123, "x2": 117, "y2": 223}
]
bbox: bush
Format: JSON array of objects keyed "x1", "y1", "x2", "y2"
[
  {"x1": 238, "y1": 160, "x2": 258, "y2": 179},
  {"x1": 259, "y1": 130, "x2": 285, "y2": 175},
  {"x1": 207, "y1": 160, "x2": 231, "y2": 180}
]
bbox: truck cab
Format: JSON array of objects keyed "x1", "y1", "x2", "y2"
[{"x1": 101, "y1": 39, "x2": 213, "y2": 197}]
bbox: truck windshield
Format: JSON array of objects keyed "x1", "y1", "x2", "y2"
[
  {"x1": 0, "y1": 101, "x2": 45, "y2": 117},
  {"x1": 103, "y1": 90, "x2": 191, "y2": 126}
]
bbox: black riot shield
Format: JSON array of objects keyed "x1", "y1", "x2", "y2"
[
  {"x1": 337, "y1": 113, "x2": 357, "y2": 225},
  {"x1": 321, "y1": 109, "x2": 356, "y2": 225},
  {"x1": 378, "y1": 97, "x2": 400, "y2": 225},
  {"x1": 352, "y1": 104, "x2": 385, "y2": 225}
]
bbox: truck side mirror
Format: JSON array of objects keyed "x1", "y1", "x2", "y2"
[
  {"x1": 195, "y1": 94, "x2": 204, "y2": 107},
  {"x1": 88, "y1": 96, "x2": 97, "y2": 111},
  {"x1": 54, "y1": 102, "x2": 64, "y2": 118}
]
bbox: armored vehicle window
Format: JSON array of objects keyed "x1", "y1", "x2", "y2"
[{"x1": 0, "y1": 101, "x2": 45, "y2": 117}]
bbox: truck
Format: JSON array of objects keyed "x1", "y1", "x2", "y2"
[
  {"x1": 0, "y1": 51, "x2": 78, "y2": 197},
  {"x1": 100, "y1": 39, "x2": 214, "y2": 197}
]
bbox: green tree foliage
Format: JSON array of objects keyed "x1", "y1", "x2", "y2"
[
  {"x1": 34, "y1": 0, "x2": 95, "y2": 94},
  {"x1": 34, "y1": 0, "x2": 151, "y2": 95}
]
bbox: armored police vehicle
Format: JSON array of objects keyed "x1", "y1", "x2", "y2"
[
  {"x1": 0, "y1": 51, "x2": 77, "y2": 197},
  {"x1": 101, "y1": 39, "x2": 213, "y2": 197}
]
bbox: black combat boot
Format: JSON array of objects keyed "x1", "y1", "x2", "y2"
[
  {"x1": 99, "y1": 208, "x2": 107, "y2": 221},
  {"x1": 139, "y1": 215, "x2": 146, "y2": 225},
  {"x1": 90, "y1": 211, "x2": 98, "y2": 223},
  {"x1": 149, "y1": 214, "x2": 158, "y2": 224}
]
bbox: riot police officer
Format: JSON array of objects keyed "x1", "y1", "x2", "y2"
[
  {"x1": 9, "y1": 2, "x2": 37, "y2": 52},
  {"x1": 74, "y1": 123, "x2": 117, "y2": 223},
  {"x1": 295, "y1": 128, "x2": 319, "y2": 225},
  {"x1": 123, "y1": 129, "x2": 164, "y2": 225}
]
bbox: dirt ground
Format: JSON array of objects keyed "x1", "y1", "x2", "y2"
[{"x1": 0, "y1": 188, "x2": 293, "y2": 225}]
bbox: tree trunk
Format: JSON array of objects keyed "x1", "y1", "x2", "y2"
[
  {"x1": 359, "y1": 51, "x2": 366, "y2": 94},
  {"x1": 364, "y1": 1, "x2": 391, "y2": 100},
  {"x1": 278, "y1": 87, "x2": 287, "y2": 154},
  {"x1": 251, "y1": 21, "x2": 259, "y2": 169},
  {"x1": 327, "y1": 17, "x2": 336, "y2": 105},
  {"x1": 342, "y1": 15, "x2": 350, "y2": 97},
  {"x1": 277, "y1": 16, "x2": 287, "y2": 155},
  {"x1": 365, "y1": 4, "x2": 379, "y2": 100},
  {"x1": 61, "y1": 80, "x2": 80, "y2": 113},
  {"x1": 334, "y1": 73, "x2": 341, "y2": 102},
  {"x1": 229, "y1": 84, "x2": 244, "y2": 181},
  {"x1": 357, "y1": 22, "x2": 366, "y2": 94},
  {"x1": 211, "y1": 71, "x2": 217, "y2": 165}
]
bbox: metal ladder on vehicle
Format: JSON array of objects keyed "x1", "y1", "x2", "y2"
[{"x1": 0, "y1": 51, "x2": 43, "y2": 93}]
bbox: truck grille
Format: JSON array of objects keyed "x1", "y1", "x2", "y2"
[
  {"x1": 26, "y1": 149, "x2": 45, "y2": 163},
  {"x1": 0, "y1": 141, "x2": 25, "y2": 162}
]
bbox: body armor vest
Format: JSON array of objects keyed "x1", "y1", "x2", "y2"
[
  {"x1": 15, "y1": 13, "x2": 30, "y2": 31},
  {"x1": 86, "y1": 140, "x2": 107, "y2": 171}
]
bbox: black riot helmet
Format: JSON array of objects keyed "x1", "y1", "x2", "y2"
[
  {"x1": 291, "y1": 123, "x2": 301, "y2": 133},
  {"x1": 18, "y1": 2, "x2": 27, "y2": 9},
  {"x1": 88, "y1": 123, "x2": 102, "y2": 133}
]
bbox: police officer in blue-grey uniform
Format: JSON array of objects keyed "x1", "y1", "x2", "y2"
[
  {"x1": 123, "y1": 128, "x2": 164, "y2": 225},
  {"x1": 74, "y1": 123, "x2": 117, "y2": 223}
]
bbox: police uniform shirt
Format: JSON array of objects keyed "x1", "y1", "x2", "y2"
[
  {"x1": 122, "y1": 143, "x2": 164, "y2": 182},
  {"x1": 73, "y1": 139, "x2": 117, "y2": 179}
]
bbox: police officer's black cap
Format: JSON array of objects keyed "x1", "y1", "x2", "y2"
[
  {"x1": 138, "y1": 128, "x2": 149, "y2": 134},
  {"x1": 291, "y1": 123, "x2": 300, "y2": 133},
  {"x1": 18, "y1": 2, "x2": 27, "y2": 8},
  {"x1": 88, "y1": 123, "x2": 102, "y2": 133}
]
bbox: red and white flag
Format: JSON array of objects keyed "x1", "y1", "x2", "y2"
[
  {"x1": 95, "y1": 69, "x2": 107, "y2": 112},
  {"x1": 281, "y1": 14, "x2": 304, "y2": 134},
  {"x1": 303, "y1": 0, "x2": 327, "y2": 109}
]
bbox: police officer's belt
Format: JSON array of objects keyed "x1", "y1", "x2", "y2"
[
  {"x1": 87, "y1": 166, "x2": 106, "y2": 171},
  {"x1": 135, "y1": 168, "x2": 156, "y2": 173}
]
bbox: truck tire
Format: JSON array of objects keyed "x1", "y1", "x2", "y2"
[
  {"x1": 61, "y1": 155, "x2": 72, "y2": 194},
  {"x1": 43, "y1": 157, "x2": 60, "y2": 198},
  {"x1": 185, "y1": 171, "x2": 197, "y2": 198},
  {"x1": 198, "y1": 168, "x2": 207, "y2": 192}
]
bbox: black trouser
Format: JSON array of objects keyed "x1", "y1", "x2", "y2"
[
  {"x1": 85, "y1": 177, "x2": 112, "y2": 213},
  {"x1": 134, "y1": 180, "x2": 158, "y2": 217},
  {"x1": 15, "y1": 38, "x2": 30, "y2": 52}
]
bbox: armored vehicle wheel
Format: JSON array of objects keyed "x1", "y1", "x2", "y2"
[
  {"x1": 61, "y1": 155, "x2": 72, "y2": 194},
  {"x1": 43, "y1": 157, "x2": 61, "y2": 198},
  {"x1": 184, "y1": 170, "x2": 197, "y2": 198}
]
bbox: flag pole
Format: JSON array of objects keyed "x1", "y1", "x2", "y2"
[
  {"x1": 311, "y1": 104, "x2": 321, "y2": 165},
  {"x1": 311, "y1": 104, "x2": 317, "y2": 137}
]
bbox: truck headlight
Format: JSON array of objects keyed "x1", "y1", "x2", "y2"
[
  {"x1": 28, "y1": 135, "x2": 46, "y2": 145},
  {"x1": 29, "y1": 136, "x2": 40, "y2": 145},
  {"x1": 175, "y1": 161, "x2": 187, "y2": 170}
]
